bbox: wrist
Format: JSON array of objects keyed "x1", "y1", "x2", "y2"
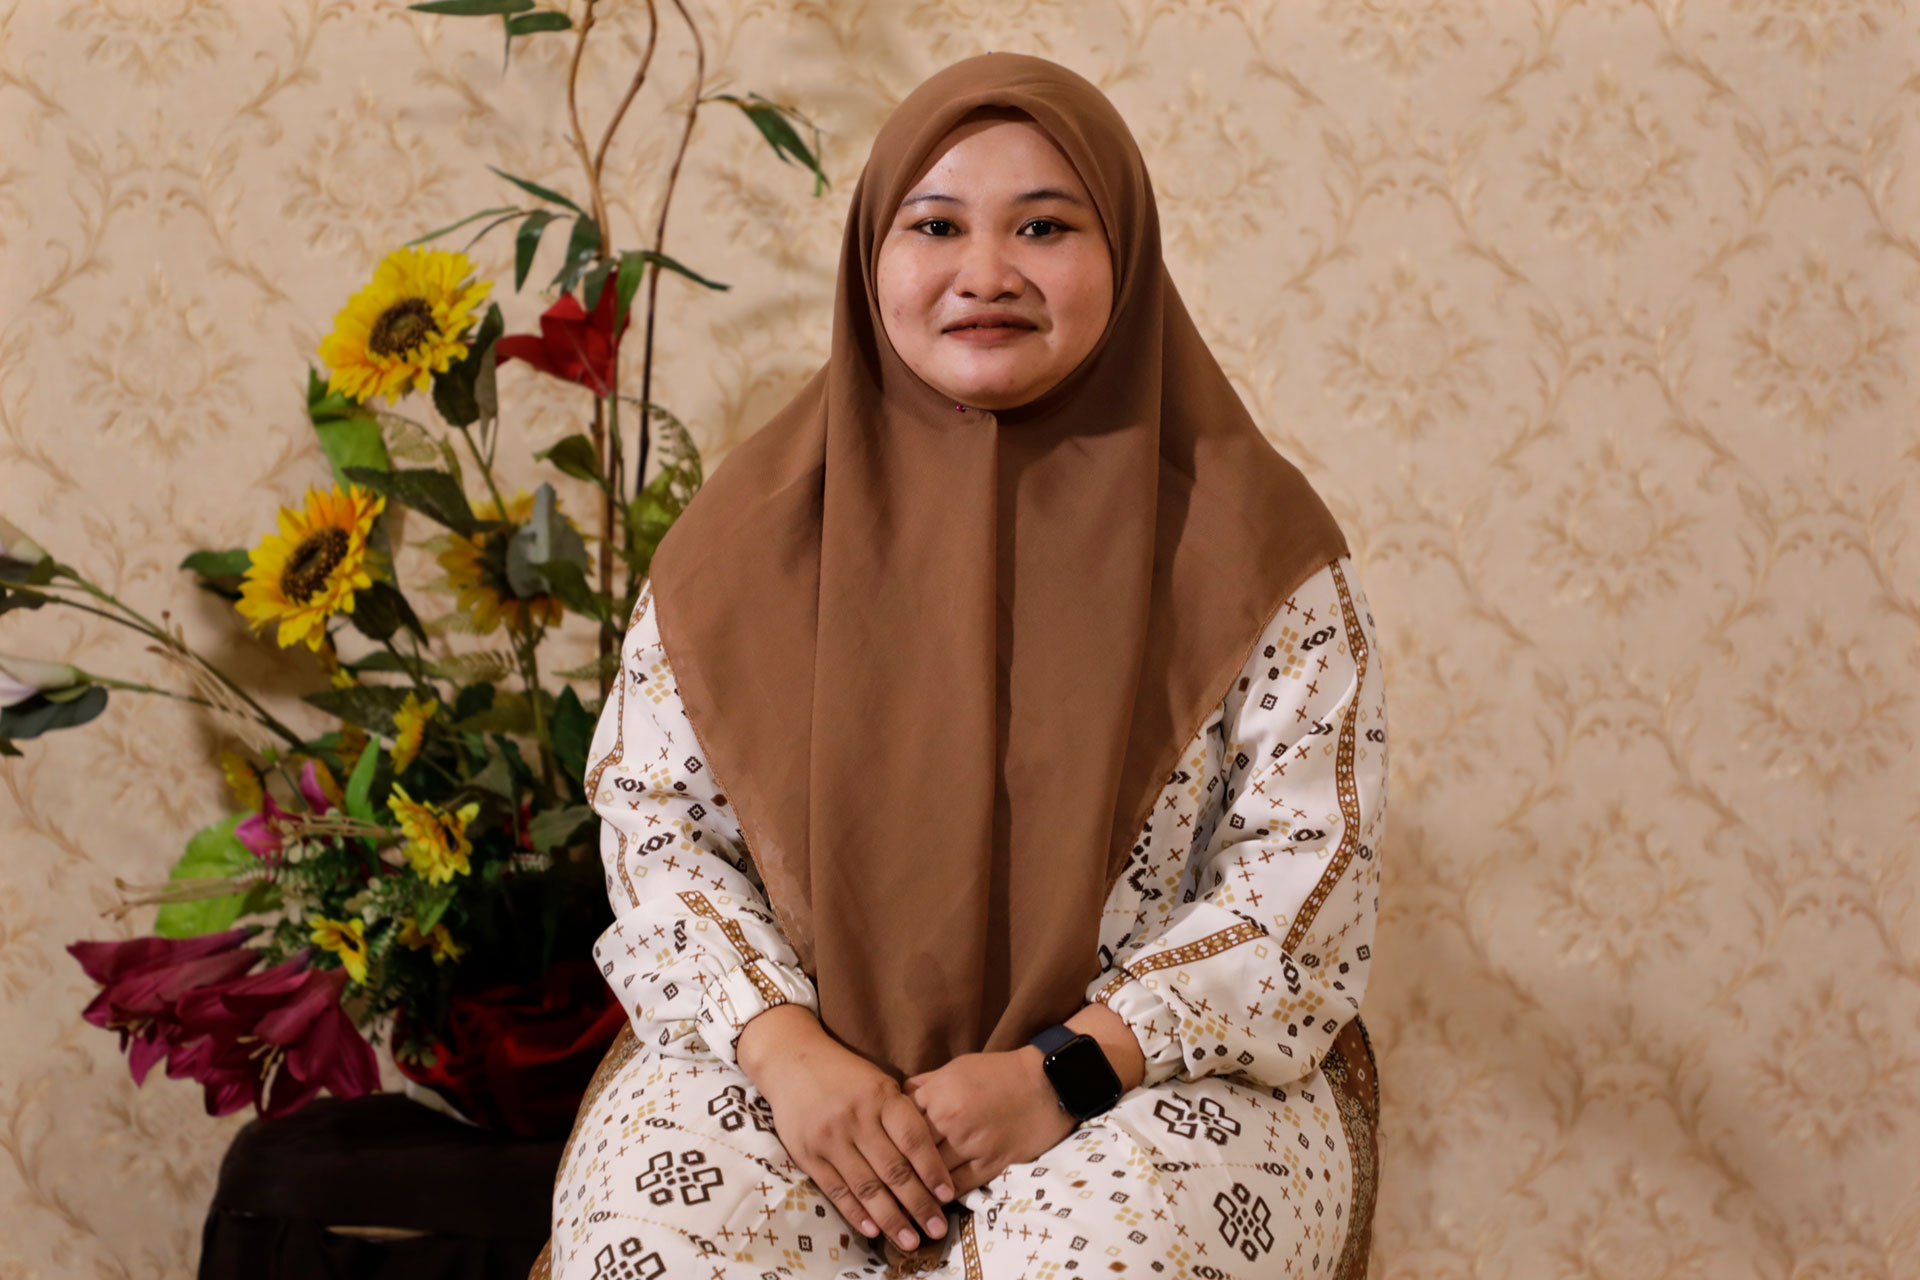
[
  {"x1": 735, "y1": 1001, "x2": 824, "y2": 1078},
  {"x1": 1064, "y1": 1003, "x2": 1146, "y2": 1095}
]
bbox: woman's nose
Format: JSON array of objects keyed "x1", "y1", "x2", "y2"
[{"x1": 954, "y1": 238, "x2": 1024, "y2": 300}]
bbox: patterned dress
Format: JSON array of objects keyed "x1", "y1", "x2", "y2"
[{"x1": 545, "y1": 554, "x2": 1387, "y2": 1280}]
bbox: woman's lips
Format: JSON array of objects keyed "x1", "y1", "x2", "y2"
[{"x1": 943, "y1": 323, "x2": 1036, "y2": 343}]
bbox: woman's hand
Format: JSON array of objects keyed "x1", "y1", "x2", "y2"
[
  {"x1": 902, "y1": 1047, "x2": 1078, "y2": 1199},
  {"x1": 737, "y1": 1004, "x2": 956, "y2": 1251}
]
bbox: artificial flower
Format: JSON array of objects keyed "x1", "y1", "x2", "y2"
[
  {"x1": 308, "y1": 916, "x2": 370, "y2": 984},
  {"x1": 220, "y1": 751, "x2": 264, "y2": 813},
  {"x1": 390, "y1": 691, "x2": 438, "y2": 773},
  {"x1": 0, "y1": 655, "x2": 86, "y2": 709},
  {"x1": 0, "y1": 516, "x2": 48, "y2": 568},
  {"x1": 435, "y1": 490, "x2": 567, "y2": 635},
  {"x1": 236, "y1": 484, "x2": 386, "y2": 653},
  {"x1": 66, "y1": 927, "x2": 261, "y2": 1085},
  {"x1": 236, "y1": 758, "x2": 340, "y2": 863},
  {"x1": 387, "y1": 781, "x2": 480, "y2": 885},
  {"x1": 318, "y1": 246, "x2": 493, "y2": 404},
  {"x1": 398, "y1": 916, "x2": 464, "y2": 965},
  {"x1": 494, "y1": 283, "x2": 629, "y2": 395},
  {"x1": 172, "y1": 956, "x2": 379, "y2": 1117}
]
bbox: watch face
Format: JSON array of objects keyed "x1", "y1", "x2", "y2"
[{"x1": 1046, "y1": 1034, "x2": 1123, "y2": 1118}]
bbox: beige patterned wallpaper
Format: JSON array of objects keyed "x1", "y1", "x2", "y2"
[{"x1": 3, "y1": 0, "x2": 1916, "y2": 1275}]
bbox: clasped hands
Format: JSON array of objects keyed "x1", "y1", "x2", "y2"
[{"x1": 736, "y1": 1002, "x2": 1142, "y2": 1253}]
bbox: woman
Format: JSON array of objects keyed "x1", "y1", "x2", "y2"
[{"x1": 543, "y1": 51, "x2": 1386, "y2": 1280}]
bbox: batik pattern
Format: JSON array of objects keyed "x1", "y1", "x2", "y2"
[{"x1": 551, "y1": 555, "x2": 1386, "y2": 1278}]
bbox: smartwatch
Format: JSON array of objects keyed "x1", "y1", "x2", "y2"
[{"x1": 1028, "y1": 1023, "x2": 1124, "y2": 1123}]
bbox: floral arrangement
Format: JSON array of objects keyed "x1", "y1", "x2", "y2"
[{"x1": 3, "y1": 1, "x2": 825, "y2": 1129}]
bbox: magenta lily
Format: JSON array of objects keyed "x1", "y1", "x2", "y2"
[
  {"x1": 173, "y1": 955, "x2": 379, "y2": 1117},
  {"x1": 67, "y1": 927, "x2": 261, "y2": 1084}
]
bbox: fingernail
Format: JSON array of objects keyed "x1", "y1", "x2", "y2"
[
  {"x1": 936, "y1": 1183, "x2": 954, "y2": 1202},
  {"x1": 897, "y1": 1228, "x2": 919, "y2": 1248},
  {"x1": 926, "y1": 1215, "x2": 946, "y2": 1237},
  {"x1": 860, "y1": 1219, "x2": 877, "y2": 1236}
]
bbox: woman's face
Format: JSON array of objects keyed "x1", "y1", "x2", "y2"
[{"x1": 876, "y1": 114, "x2": 1114, "y2": 411}]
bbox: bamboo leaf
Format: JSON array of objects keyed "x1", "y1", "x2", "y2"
[
  {"x1": 487, "y1": 164, "x2": 588, "y2": 218},
  {"x1": 514, "y1": 209, "x2": 558, "y2": 291},
  {"x1": 402, "y1": 204, "x2": 521, "y2": 247},
  {"x1": 507, "y1": 10, "x2": 571, "y2": 33},
  {"x1": 409, "y1": 0, "x2": 531, "y2": 13}
]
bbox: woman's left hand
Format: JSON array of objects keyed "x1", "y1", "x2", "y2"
[{"x1": 902, "y1": 1047, "x2": 1076, "y2": 1200}]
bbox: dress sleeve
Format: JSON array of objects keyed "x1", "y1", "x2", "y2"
[
  {"x1": 584, "y1": 577, "x2": 818, "y2": 1069},
  {"x1": 1087, "y1": 555, "x2": 1386, "y2": 1092}
]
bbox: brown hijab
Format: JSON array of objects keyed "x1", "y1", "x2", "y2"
[{"x1": 648, "y1": 52, "x2": 1348, "y2": 1083}]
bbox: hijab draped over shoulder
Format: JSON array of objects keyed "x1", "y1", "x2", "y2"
[{"x1": 646, "y1": 52, "x2": 1348, "y2": 1083}]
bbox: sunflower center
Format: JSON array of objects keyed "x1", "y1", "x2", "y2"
[
  {"x1": 368, "y1": 297, "x2": 439, "y2": 357},
  {"x1": 281, "y1": 527, "x2": 352, "y2": 603}
]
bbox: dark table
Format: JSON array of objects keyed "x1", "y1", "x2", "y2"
[{"x1": 198, "y1": 1093, "x2": 561, "y2": 1280}]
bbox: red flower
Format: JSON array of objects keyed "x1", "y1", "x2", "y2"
[
  {"x1": 67, "y1": 927, "x2": 261, "y2": 1084},
  {"x1": 173, "y1": 955, "x2": 380, "y2": 1118},
  {"x1": 493, "y1": 285, "x2": 628, "y2": 395}
]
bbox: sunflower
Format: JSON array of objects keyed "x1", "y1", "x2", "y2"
[
  {"x1": 397, "y1": 916, "x2": 464, "y2": 965},
  {"x1": 318, "y1": 247, "x2": 493, "y2": 404},
  {"x1": 390, "y1": 691, "x2": 438, "y2": 773},
  {"x1": 387, "y1": 781, "x2": 479, "y2": 885},
  {"x1": 435, "y1": 490, "x2": 568, "y2": 635},
  {"x1": 309, "y1": 916, "x2": 370, "y2": 984},
  {"x1": 220, "y1": 751, "x2": 263, "y2": 812},
  {"x1": 236, "y1": 484, "x2": 386, "y2": 652}
]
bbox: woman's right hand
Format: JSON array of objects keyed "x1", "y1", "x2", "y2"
[{"x1": 736, "y1": 1003, "x2": 955, "y2": 1251}]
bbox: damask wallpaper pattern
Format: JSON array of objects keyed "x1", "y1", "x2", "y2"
[{"x1": 2, "y1": 1, "x2": 1915, "y2": 1276}]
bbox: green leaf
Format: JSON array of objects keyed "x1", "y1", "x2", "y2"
[
  {"x1": 402, "y1": 204, "x2": 521, "y2": 248},
  {"x1": 506, "y1": 10, "x2": 570, "y2": 33},
  {"x1": 513, "y1": 209, "x2": 558, "y2": 292},
  {"x1": 629, "y1": 248, "x2": 729, "y2": 292},
  {"x1": 550, "y1": 215, "x2": 603, "y2": 295},
  {"x1": 452, "y1": 690, "x2": 540, "y2": 735},
  {"x1": 303, "y1": 684, "x2": 413, "y2": 736},
  {"x1": 348, "y1": 579, "x2": 428, "y2": 646},
  {"x1": 529, "y1": 805, "x2": 595, "y2": 854},
  {"x1": 153, "y1": 813, "x2": 281, "y2": 938},
  {"x1": 487, "y1": 164, "x2": 588, "y2": 218},
  {"x1": 580, "y1": 256, "x2": 615, "y2": 313},
  {"x1": 314, "y1": 415, "x2": 393, "y2": 491},
  {"x1": 345, "y1": 739, "x2": 381, "y2": 822},
  {"x1": 613, "y1": 251, "x2": 646, "y2": 333},
  {"x1": 431, "y1": 303, "x2": 506, "y2": 431},
  {"x1": 343, "y1": 466, "x2": 477, "y2": 538},
  {"x1": 534, "y1": 433, "x2": 606, "y2": 491},
  {"x1": 468, "y1": 752, "x2": 516, "y2": 800},
  {"x1": 714, "y1": 92, "x2": 830, "y2": 197},
  {"x1": 621, "y1": 401, "x2": 704, "y2": 579},
  {"x1": 525, "y1": 557, "x2": 607, "y2": 625},
  {"x1": 411, "y1": 881, "x2": 459, "y2": 933},
  {"x1": 180, "y1": 548, "x2": 251, "y2": 579},
  {"x1": 550, "y1": 685, "x2": 593, "y2": 782},
  {"x1": 0, "y1": 685, "x2": 107, "y2": 741},
  {"x1": 409, "y1": 0, "x2": 531, "y2": 12},
  {"x1": 306, "y1": 365, "x2": 363, "y2": 424}
]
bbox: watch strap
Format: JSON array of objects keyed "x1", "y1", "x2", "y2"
[{"x1": 1029, "y1": 1022, "x2": 1078, "y2": 1056}]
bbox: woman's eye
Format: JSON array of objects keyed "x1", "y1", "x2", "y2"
[
  {"x1": 916, "y1": 218, "x2": 957, "y2": 236},
  {"x1": 1022, "y1": 219, "x2": 1065, "y2": 238}
]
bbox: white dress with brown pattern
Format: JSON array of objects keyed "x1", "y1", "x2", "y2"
[{"x1": 545, "y1": 555, "x2": 1387, "y2": 1280}]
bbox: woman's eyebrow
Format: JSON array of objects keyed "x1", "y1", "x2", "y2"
[{"x1": 901, "y1": 188, "x2": 1089, "y2": 208}]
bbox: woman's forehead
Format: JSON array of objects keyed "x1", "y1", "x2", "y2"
[{"x1": 898, "y1": 117, "x2": 1089, "y2": 203}]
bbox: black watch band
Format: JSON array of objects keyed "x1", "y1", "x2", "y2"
[{"x1": 1028, "y1": 1023, "x2": 1124, "y2": 1122}]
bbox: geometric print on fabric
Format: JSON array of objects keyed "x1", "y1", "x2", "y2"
[{"x1": 549, "y1": 554, "x2": 1387, "y2": 1277}]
